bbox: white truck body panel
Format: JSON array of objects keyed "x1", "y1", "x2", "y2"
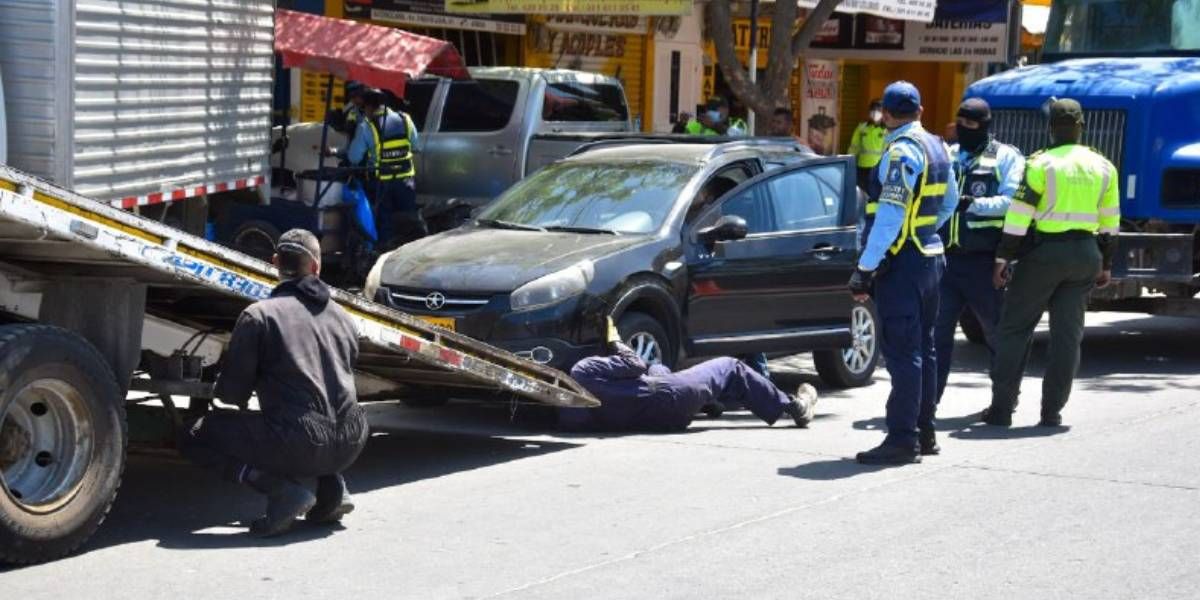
[{"x1": 0, "y1": 0, "x2": 273, "y2": 206}]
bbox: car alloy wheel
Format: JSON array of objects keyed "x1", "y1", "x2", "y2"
[
  {"x1": 627, "y1": 331, "x2": 663, "y2": 365},
  {"x1": 841, "y1": 304, "x2": 876, "y2": 375}
]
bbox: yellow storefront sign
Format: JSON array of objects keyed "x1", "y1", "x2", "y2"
[{"x1": 445, "y1": 0, "x2": 690, "y2": 16}]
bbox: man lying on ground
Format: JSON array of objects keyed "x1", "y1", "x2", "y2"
[{"x1": 558, "y1": 318, "x2": 818, "y2": 432}]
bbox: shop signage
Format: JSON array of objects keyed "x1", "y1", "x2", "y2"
[
  {"x1": 347, "y1": 0, "x2": 527, "y2": 34},
  {"x1": 798, "y1": 0, "x2": 937, "y2": 23},
  {"x1": 445, "y1": 0, "x2": 691, "y2": 16},
  {"x1": 801, "y1": 59, "x2": 839, "y2": 156}
]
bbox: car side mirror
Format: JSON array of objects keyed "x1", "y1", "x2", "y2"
[{"x1": 697, "y1": 215, "x2": 748, "y2": 246}]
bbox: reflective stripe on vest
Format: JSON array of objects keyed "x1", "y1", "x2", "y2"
[
  {"x1": 946, "y1": 140, "x2": 1005, "y2": 252},
  {"x1": 861, "y1": 128, "x2": 951, "y2": 257},
  {"x1": 369, "y1": 110, "x2": 416, "y2": 181},
  {"x1": 1003, "y1": 145, "x2": 1112, "y2": 237}
]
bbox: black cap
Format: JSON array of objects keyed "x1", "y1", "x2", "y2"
[
  {"x1": 869, "y1": 99, "x2": 883, "y2": 110},
  {"x1": 957, "y1": 97, "x2": 992, "y2": 123},
  {"x1": 1049, "y1": 98, "x2": 1084, "y2": 125},
  {"x1": 276, "y1": 229, "x2": 321, "y2": 265}
]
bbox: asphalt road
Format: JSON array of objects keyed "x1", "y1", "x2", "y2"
[{"x1": 4, "y1": 312, "x2": 1199, "y2": 599}]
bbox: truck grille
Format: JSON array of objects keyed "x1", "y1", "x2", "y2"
[{"x1": 991, "y1": 109, "x2": 1127, "y2": 171}]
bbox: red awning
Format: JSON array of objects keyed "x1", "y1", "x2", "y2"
[{"x1": 274, "y1": 9, "x2": 469, "y2": 97}]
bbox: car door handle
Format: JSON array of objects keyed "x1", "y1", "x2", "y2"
[
  {"x1": 806, "y1": 245, "x2": 842, "y2": 255},
  {"x1": 488, "y1": 145, "x2": 513, "y2": 156}
]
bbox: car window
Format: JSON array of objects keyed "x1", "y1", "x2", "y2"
[
  {"x1": 439, "y1": 79, "x2": 519, "y2": 132},
  {"x1": 685, "y1": 164, "x2": 754, "y2": 224},
  {"x1": 477, "y1": 160, "x2": 698, "y2": 234},
  {"x1": 543, "y1": 82, "x2": 629, "y2": 122},
  {"x1": 403, "y1": 80, "x2": 438, "y2": 132},
  {"x1": 768, "y1": 163, "x2": 844, "y2": 231},
  {"x1": 719, "y1": 185, "x2": 774, "y2": 234}
]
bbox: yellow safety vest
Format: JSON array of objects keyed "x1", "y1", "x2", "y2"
[
  {"x1": 862, "y1": 127, "x2": 952, "y2": 256},
  {"x1": 1004, "y1": 144, "x2": 1119, "y2": 238},
  {"x1": 849, "y1": 121, "x2": 887, "y2": 169},
  {"x1": 368, "y1": 109, "x2": 417, "y2": 181}
]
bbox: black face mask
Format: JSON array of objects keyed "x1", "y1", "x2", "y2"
[{"x1": 956, "y1": 124, "x2": 991, "y2": 153}]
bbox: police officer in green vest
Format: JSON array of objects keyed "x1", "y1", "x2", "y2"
[
  {"x1": 847, "y1": 99, "x2": 887, "y2": 190},
  {"x1": 983, "y1": 98, "x2": 1119, "y2": 428},
  {"x1": 933, "y1": 98, "x2": 1025, "y2": 418},
  {"x1": 347, "y1": 88, "x2": 425, "y2": 250},
  {"x1": 685, "y1": 96, "x2": 747, "y2": 137}
]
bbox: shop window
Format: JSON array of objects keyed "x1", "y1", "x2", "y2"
[
  {"x1": 542, "y1": 82, "x2": 629, "y2": 122},
  {"x1": 439, "y1": 79, "x2": 519, "y2": 132}
]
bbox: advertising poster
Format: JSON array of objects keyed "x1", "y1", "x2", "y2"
[{"x1": 801, "y1": 59, "x2": 839, "y2": 156}]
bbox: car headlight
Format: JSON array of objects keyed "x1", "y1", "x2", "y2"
[
  {"x1": 363, "y1": 253, "x2": 386, "y2": 303},
  {"x1": 510, "y1": 261, "x2": 594, "y2": 312}
]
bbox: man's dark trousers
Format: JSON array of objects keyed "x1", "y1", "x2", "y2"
[
  {"x1": 371, "y1": 178, "x2": 425, "y2": 250},
  {"x1": 934, "y1": 252, "x2": 1004, "y2": 401},
  {"x1": 990, "y1": 237, "x2": 1100, "y2": 419},
  {"x1": 875, "y1": 246, "x2": 945, "y2": 450}
]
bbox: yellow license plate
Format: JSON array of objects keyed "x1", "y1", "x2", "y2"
[{"x1": 418, "y1": 316, "x2": 457, "y2": 331}]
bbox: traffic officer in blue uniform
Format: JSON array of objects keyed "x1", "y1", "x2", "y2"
[
  {"x1": 849, "y1": 81, "x2": 958, "y2": 465},
  {"x1": 347, "y1": 88, "x2": 425, "y2": 251},
  {"x1": 934, "y1": 98, "x2": 1025, "y2": 411}
]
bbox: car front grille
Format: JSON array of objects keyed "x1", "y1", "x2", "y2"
[
  {"x1": 381, "y1": 286, "x2": 492, "y2": 314},
  {"x1": 991, "y1": 108, "x2": 1127, "y2": 171}
]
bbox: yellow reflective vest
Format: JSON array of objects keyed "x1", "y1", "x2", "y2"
[
  {"x1": 1004, "y1": 144, "x2": 1119, "y2": 238},
  {"x1": 848, "y1": 121, "x2": 887, "y2": 169}
]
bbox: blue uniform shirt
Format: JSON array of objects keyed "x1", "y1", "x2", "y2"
[
  {"x1": 858, "y1": 121, "x2": 959, "y2": 271},
  {"x1": 951, "y1": 141, "x2": 1025, "y2": 217},
  {"x1": 347, "y1": 108, "x2": 420, "y2": 167}
]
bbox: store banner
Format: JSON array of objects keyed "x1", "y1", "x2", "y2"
[
  {"x1": 799, "y1": 0, "x2": 937, "y2": 23},
  {"x1": 801, "y1": 59, "x2": 839, "y2": 156},
  {"x1": 445, "y1": 0, "x2": 691, "y2": 16},
  {"x1": 802, "y1": 18, "x2": 1010, "y2": 63},
  {"x1": 348, "y1": 0, "x2": 527, "y2": 34}
]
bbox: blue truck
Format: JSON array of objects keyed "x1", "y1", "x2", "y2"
[{"x1": 967, "y1": 0, "x2": 1200, "y2": 317}]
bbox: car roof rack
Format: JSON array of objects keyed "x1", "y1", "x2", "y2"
[{"x1": 567, "y1": 134, "x2": 811, "y2": 159}]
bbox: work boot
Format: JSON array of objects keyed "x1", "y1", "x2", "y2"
[
  {"x1": 245, "y1": 471, "x2": 317, "y2": 538},
  {"x1": 919, "y1": 428, "x2": 940, "y2": 455},
  {"x1": 784, "y1": 384, "x2": 819, "y2": 427},
  {"x1": 856, "y1": 443, "x2": 921, "y2": 465},
  {"x1": 307, "y1": 474, "x2": 356, "y2": 524},
  {"x1": 700, "y1": 402, "x2": 725, "y2": 419},
  {"x1": 977, "y1": 406, "x2": 1012, "y2": 427},
  {"x1": 1038, "y1": 413, "x2": 1064, "y2": 428}
]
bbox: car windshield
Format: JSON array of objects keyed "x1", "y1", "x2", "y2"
[
  {"x1": 1045, "y1": 0, "x2": 1200, "y2": 54},
  {"x1": 476, "y1": 160, "x2": 698, "y2": 234}
]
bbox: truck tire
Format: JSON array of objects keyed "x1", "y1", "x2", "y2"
[
  {"x1": 0, "y1": 325, "x2": 127, "y2": 564},
  {"x1": 815, "y1": 301, "x2": 880, "y2": 388},
  {"x1": 231, "y1": 220, "x2": 282, "y2": 262},
  {"x1": 959, "y1": 310, "x2": 987, "y2": 345},
  {"x1": 617, "y1": 312, "x2": 676, "y2": 369}
]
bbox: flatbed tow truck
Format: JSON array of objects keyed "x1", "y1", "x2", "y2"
[{"x1": 0, "y1": 164, "x2": 597, "y2": 563}]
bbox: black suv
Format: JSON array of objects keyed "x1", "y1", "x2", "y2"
[{"x1": 364, "y1": 139, "x2": 879, "y2": 387}]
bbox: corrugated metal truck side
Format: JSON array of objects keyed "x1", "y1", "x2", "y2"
[{"x1": 0, "y1": 0, "x2": 274, "y2": 219}]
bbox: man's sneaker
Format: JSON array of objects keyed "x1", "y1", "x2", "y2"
[
  {"x1": 978, "y1": 406, "x2": 1012, "y2": 427},
  {"x1": 856, "y1": 443, "x2": 921, "y2": 465},
  {"x1": 249, "y1": 479, "x2": 317, "y2": 538},
  {"x1": 307, "y1": 474, "x2": 355, "y2": 524},
  {"x1": 919, "y1": 428, "x2": 940, "y2": 455},
  {"x1": 1037, "y1": 413, "x2": 1064, "y2": 427},
  {"x1": 784, "y1": 384, "x2": 819, "y2": 427}
]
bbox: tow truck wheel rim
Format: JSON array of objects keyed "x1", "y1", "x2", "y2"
[
  {"x1": 628, "y1": 332, "x2": 663, "y2": 365},
  {"x1": 0, "y1": 379, "x2": 94, "y2": 514},
  {"x1": 841, "y1": 305, "x2": 876, "y2": 375}
]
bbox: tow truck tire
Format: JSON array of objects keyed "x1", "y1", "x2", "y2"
[
  {"x1": 0, "y1": 325, "x2": 126, "y2": 564},
  {"x1": 815, "y1": 301, "x2": 880, "y2": 388},
  {"x1": 232, "y1": 220, "x2": 282, "y2": 262}
]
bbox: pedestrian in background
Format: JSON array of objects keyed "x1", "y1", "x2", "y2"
[
  {"x1": 847, "y1": 99, "x2": 887, "y2": 190},
  {"x1": 983, "y1": 98, "x2": 1119, "y2": 428},
  {"x1": 933, "y1": 98, "x2": 1025, "y2": 421},
  {"x1": 849, "y1": 81, "x2": 958, "y2": 465}
]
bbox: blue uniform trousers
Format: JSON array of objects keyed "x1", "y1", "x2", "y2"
[
  {"x1": 369, "y1": 178, "x2": 424, "y2": 250},
  {"x1": 874, "y1": 246, "x2": 945, "y2": 450},
  {"x1": 934, "y1": 252, "x2": 1003, "y2": 402}
]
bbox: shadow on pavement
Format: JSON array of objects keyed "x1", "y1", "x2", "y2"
[
  {"x1": 777, "y1": 458, "x2": 894, "y2": 480},
  {"x1": 949, "y1": 425, "x2": 1070, "y2": 440},
  {"x1": 78, "y1": 431, "x2": 580, "y2": 556}
]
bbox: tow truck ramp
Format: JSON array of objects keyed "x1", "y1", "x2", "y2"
[{"x1": 0, "y1": 164, "x2": 597, "y2": 408}]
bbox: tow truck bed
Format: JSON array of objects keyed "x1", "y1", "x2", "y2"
[{"x1": 0, "y1": 164, "x2": 597, "y2": 409}]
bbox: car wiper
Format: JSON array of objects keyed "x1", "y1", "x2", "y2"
[
  {"x1": 475, "y1": 219, "x2": 546, "y2": 232},
  {"x1": 544, "y1": 225, "x2": 620, "y2": 235}
]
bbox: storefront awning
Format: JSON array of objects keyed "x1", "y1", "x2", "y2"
[{"x1": 274, "y1": 8, "x2": 470, "y2": 97}]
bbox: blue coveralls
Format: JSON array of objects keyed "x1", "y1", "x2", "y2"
[
  {"x1": 347, "y1": 108, "x2": 421, "y2": 247},
  {"x1": 934, "y1": 140, "x2": 1024, "y2": 402},
  {"x1": 858, "y1": 122, "x2": 958, "y2": 450},
  {"x1": 560, "y1": 342, "x2": 792, "y2": 432}
]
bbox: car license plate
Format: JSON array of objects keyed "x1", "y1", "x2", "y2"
[{"x1": 418, "y1": 316, "x2": 456, "y2": 332}]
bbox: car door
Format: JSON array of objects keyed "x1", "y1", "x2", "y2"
[{"x1": 685, "y1": 157, "x2": 857, "y2": 357}]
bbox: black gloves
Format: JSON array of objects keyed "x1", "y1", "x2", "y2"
[
  {"x1": 957, "y1": 195, "x2": 975, "y2": 212},
  {"x1": 848, "y1": 267, "x2": 875, "y2": 296}
]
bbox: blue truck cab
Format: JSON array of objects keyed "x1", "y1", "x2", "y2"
[{"x1": 967, "y1": 0, "x2": 1200, "y2": 314}]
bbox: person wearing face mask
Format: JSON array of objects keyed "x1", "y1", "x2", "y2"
[
  {"x1": 847, "y1": 99, "x2": 887, "y2": 190},
  {"x1": 932, "y1": 98, "x2": 1025, "y2": 418},
  {"x1": 686, "y1": 96, "x2": 747, "y2": 137},
  {"x1": 847, "y1": 82, "x2": 958, "y2": 465},
  {"x1": 982, "y1": 98, "x2": 1119, "y2": 429}
]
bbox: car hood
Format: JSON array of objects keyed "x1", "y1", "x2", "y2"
[{"x1": 379, "y1": 226, "x2": 648, "y2": 292}]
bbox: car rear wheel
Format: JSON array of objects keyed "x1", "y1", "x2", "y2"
[
  {"x1": 815, "y1": 301, "x2": 880, "y2": 388},
  {"x1": 616, "y1": 312, "x2": 675, "y2": 369}
]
